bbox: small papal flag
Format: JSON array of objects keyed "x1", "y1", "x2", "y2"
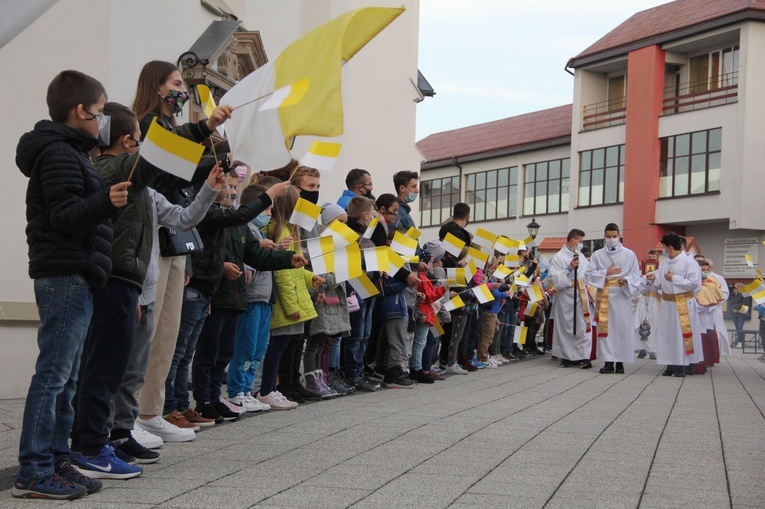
[
  {"x1": 494, "y1": 236, "x2": 517, "y2": 254},
  {"x1": 390, "y1": 231, "x2": 418, "y2": 257},
  {"x1": 446, "y1": 268, "x2": 468, "y2": 286},
  {"x1": 466, "y1": 246, "x2": 489, "y2": 268},
  {"x1": 258, "y1": 77, "x2": 310, "y2": 110},
  {"x1": 443, "y1": 295, "x2": 465, "y2": 312},
  {"x1": 432, "y1": 315, "x2": 445, "y2": 336},
  {"x1": 196, "y1": 84, "x2": 217, "y2": 120},
  {"x1": 348, "y1": 273, "x2": 379, "y2": 299},
  {"x1": 406, "y1": 226, "x2": 421, "y2": 240},
  {"x1": 505, "y1": 254, "x2": 520, "y2": 268},
  {"x1": 362, "y1": 246, "x2": 389, "y2": 272},
  {"x1": 522, "y1": 235, "x2": 535, "y2": 248},
  {"x1": 333, "y1": 244, "x2": 363, "y2": 283},
  {"x1": 306, "y1": 236, "x2": 335, "y2": 274},
  {"x1": 321, "y1": 219, "x2": 359, "y2": 248},
  {"x1": 140, "y1": 119, "x2": 205, "y2": 182},
  {"x1": 362, "y1": 217, "x2": 379, "y2": 239},
  {"x1": 472, "y1": 284, "x2": 494, "y2": 304},
  {"x1": 493, "y1": 264, "x2": 512, "y2": 280},
  {"x1": 526, "y1": 302, "x2": 539, "y2": 318},
  {"x1": 513, "y1": 325, "x2": 528, "y2": 346},
  {"x1": 289, "y1": 197, "x2": 322, "y2": 231},
  {"x1": 473, "y1": 227, "x2": 498, "y2": 249},
  {"x1": 527, "y1": 284, "x2": 545, "y2": 303},
  {"x1": 741, "y1": 279, "x2": 765, "y2": 305},
  {"x1": 442, "y1": 232, "x2": 466, "y2": 257},
  {"x1": 740, "y1": 305, "x2": 750, "y2": 314},
  {"x1": 745, "y1": 254, "x2": 754, "y2": 268},
  {"x1": 514, "y1": 273, "x2": 530, "y2": 287},
  {"x1": 467, "y1": 260, "x2": 478, "y2": 280},
  {"x1": 387, "y1": 248, "x2": 406, "y2": 277},
  {"x1": 299, "y1": 141, "x2": 341, "y2": 172}
]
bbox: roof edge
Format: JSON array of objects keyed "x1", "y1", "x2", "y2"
[
  {"x1": 569, "y1": 10, "x2": 765, "y2": 69},
  {"x1": 420, "y1": 135, "x2": 572, "y2": 170}
]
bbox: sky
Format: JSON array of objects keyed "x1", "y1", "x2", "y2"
[{"x1": 416, "y1": 0, "x2": 673, "y2": 141}]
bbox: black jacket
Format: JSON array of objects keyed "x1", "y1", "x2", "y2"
[
  {"x1": 17, "y1": 120, "x2": 118, "y2": 289},
  {"x1": 438, "y1": 220, "x2": 470, "y2": 268}
]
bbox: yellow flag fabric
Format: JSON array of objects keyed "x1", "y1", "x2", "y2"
[
  {"x1": 473, "y1": 228, "x2": 498, "y2": 249},
  {"x1": 387, "y1": 248, "x2": 406, "y2": 277},
  {"x1": 745, "y1": 254, "x2": 754, "y2": 268},
  {"x1": 362, "y1": 217, "x2": 379, "y2": 239},
  {"x1": 349, "y1": 273, "x2": 379, "y2": 299},
  {"x1": 196, "y1": 84, "x2": 217, "y2": 119},
  {"x1": 321, "y1": 220, "x2": 359, "y2": 248},
  {"x1": 443, "y1": 295, "x2": 465, "y2": 312},
  {"x1": 446, "y1": 268, "x2": 467, "y2": 286},
  {"x1": 432, "y1": 316, "x2": 445, "y2": 336},
  {"x1": 406, "y1": 226, "x2": 421, "y2": 240},
  {"x1": 334, "y1": 244, "x2": 363, "y2": 283},
  {"x1": 300, "y1": 141, "x2": 342, "y2": 172},
  {"x1": 390, "y1": 231, "x2": 418, "y2": 257},
  {"x1": 466, "y1": 247, "x2": 489, "y2": 268},
  {"x1": 492, "y1": 265, "x2": 512, "y2": 280},
  {"x1": 289, "y1": 197, "x2": 322, "y2": 231},
  {"x1": 442, "y1": 232, "x2": 466, "y2": 257},
  {"x1": 527, "y1": 284, "x2": 544, "y2": 303},
  {"x1": 742, "y1": 279, "x2": 765, "y2": 305},
  {"x1": 362, "y1": 246, "x2": 388, "y2": 273},
  {"x1": 140, "y1": 119, "x2": 204, "y2": 182},
  {"x1": 274, "y1": 7, "x2": 405, "y2": 142},
  {"x1": 495, "y1": 236, "x2": 520, "y2": 254},
  {"x1": 472, "y1": 284, "x2": 494, "y2": 304}
]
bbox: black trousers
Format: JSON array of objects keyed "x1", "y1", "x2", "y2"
[{"x1": 192, "y1": 309, "x2": 239, "y2": 404}]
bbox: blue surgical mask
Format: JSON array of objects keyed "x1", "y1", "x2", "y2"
[
  {"x1": 252, "y1": 213, "x2": 271, "y2": 228},
  {"x1": 405, "y1": 191, "x2": 418, "y2": 203},
  {"x1": 701, "y1": 271, "x2": 710, "y2": 279}
]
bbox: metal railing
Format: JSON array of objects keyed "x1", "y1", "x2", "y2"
[
  {"x1": 729, "y1": 329, "x2": 762, "y2": 354},
  {"x1": 582, "y1": 97, "x2": 627, "y2": 131},
  {"x1": 663, "y1": 71, "x2": 738, "y2": 114}
]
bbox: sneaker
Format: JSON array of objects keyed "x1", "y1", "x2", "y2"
[
  {"x1": 257, "y1": 391, "x2": 298, "y2": 410},
  {"x1": 132, "y1": 426, "x2": 163, "y2": 449},
  {"x1": 445, "y1": 363, "x2": 468, "y2": 375},
  {"x1": 352, "y1": 377, "x2": 378, "y2": 392},
  {"x1": 243, "y1": 392, "x2": 271, "y2": 411},
  {"x1": 459, "y1": 360, "x2": 478, "y2": 372},
  {"x1": 294, "y1": 383, "x2": 322, "y2": 401},
  {"x1": 136, "y1": 415, "x2": 196, "y2": 443},
  {"x1": 214, "y1": 399, "x2": 241, "y2": 420},
  {"x1": 369, "y1": 370, "x2": 386, "y2": 382},
  {"x1": 580, "y1": 360, "x2": 593, "y2": 369},
  {"x1": 472, "y1": 359, "x2": 488, "y2": 369},
  {"x1": 424, "y1": 370, "x2": 445, "y2": 381},
  {"x1": 327, "y1": 371, "x2": 356, "y2": 395},
  {"x1": 164, "y1": 410, "x2": 201, "y2": 431},
  {"x1": 113, "y1": 436, "x2": 161, "y2": 465},
  {"x1": 364, "y1": 376, "x2": 382, "y2": 389},
  {"x1": 306, "y1": 370, "x2": 338, "y2": 398},
  {"x1": 220, "y1": 395, "x2": 247, "y2": 415},
  {"x1": 12, "y1": 471, "x2": 87, "y2": 500},
  {"x1": 649, "y1": 352, "x2": 657, "y2": 360},
  {"x1": 278, "y1": 385, "x2": 307, "y2": 404},
  {"x1": 195, "y1": 402, "x2": 224, "y2": 424},
  {"x1": 55, "y1": 458, "x2": 102, "y2": 494},
  {"x1": 502, "y1": 352, "x2": 519, "y2": 361},
  {"x1": 637, "y1": 349, "x2": 647, "y2": 359},
  {"x1": 181, "y1": 408, "x2": 216, "y2": 427},
  {"x1": 71, "y1": 444, "x2": 143, "y2": 480},
  {"x1": 229, "y1": 392, "x2": 270, "y2": 412},
  {"x1": 484, "y1": 358, "x2": 498, "y2": 369},
  {"x1": 112, "y1": 444, "x2": 136, "y2": 465},
  {"x1": 383, "y1": 368, "x2": 416, "y2": 389},
  {"x1": 410, "y1": 370, "x2": 435, "y2": 384}
]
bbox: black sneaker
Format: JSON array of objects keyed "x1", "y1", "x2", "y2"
[
  {"x1": 12, "y1": 471, "x2": 87, "y2": 500},
  {"x1": 352, "y1": 377, "x2": 378, "y2": 392},
  {"x1": 294, "y1": 384, "x2": 321, "y2": 401},
  {"x1": 114, "y1": 437, "x2": 161, "y2": 465},
  {"x1": 278, "y1": 385, "x2": 306, "y2": 404},
  {"x1": 55, "y1": 458, "x2": 103, "y2": 494},
  {"x1": 637, "y1": 349, "x2": 647, "y2": 359},
  {"x1": 409, "y1": 370, "x2": 434, "y2": 384},
  {"x1": 384, "y1": 368, "x2": 416, "y2": 389},
  {"x1": 112, "y1": 444, "x2": 137, "y2": 465},
  {"x1": 196, "y1": 402, "x2": 225, "y2": 424},
  {"x1": 212, "y1": 400, "x2": 241, "y2": 420},
  {"x1": 363, "y1": 376, "x2": 381, "y2": 389},
  {"x1": 580, "y1": 360, "x2": 593, "y2": 369}
]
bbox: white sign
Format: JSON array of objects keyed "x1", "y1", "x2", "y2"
[{"x1": 723, "y1": 237, "x2": 758, "y2": 278}]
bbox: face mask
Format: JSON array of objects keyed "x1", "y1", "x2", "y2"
[
  {"x1": 577, "y1": 242, "x2": 584, "y2": 251},
  {"x1": 252, "y1": 213, "x2": 271, "y2": 228},
  {"x1": 164, "y1": 89, "x2": 189, "y2": 115},
  {"x1": 299, "y1": 188, "x2": 319, "y2": 205},
  {"x1": 701, "y1": 271, "x2": 710, "y2": 279},
  {"x1": 390, "y1": 215, "x2": 401, "y2": 229},
  {"x1": 405, "y1": 191, "x2": 418, "y2": 203},
  {"x1": 365, "y1": 191, "x2": 375, "y2": 201},
  {"x1": 96, "y1": 114, "x2": 111, "y2": 146},
  {"x1": 605, "y1": 238, "x2": 619, "y2": 249}
]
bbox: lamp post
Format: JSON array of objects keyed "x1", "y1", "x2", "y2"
[{"x1": 526, "y1": 217, "x2": 540, "y2": 240}]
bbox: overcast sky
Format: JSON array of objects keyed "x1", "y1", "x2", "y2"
[{"x1": 416, "y1": 0, "x2": 673, "y2": 141}]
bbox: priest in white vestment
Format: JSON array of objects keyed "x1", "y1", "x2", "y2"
[
  {"x1": 707, "y1": 259, "x2": 731, "y2": 357},
  {"x1": 550, "y1": 229, "x2": 592, "y2": 368},
  {"x1": 585, "y1": 224, "x2": 641, "y2": 374}
]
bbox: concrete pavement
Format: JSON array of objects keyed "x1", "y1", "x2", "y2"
[{"x1": 1, "y1": 351, "x2": 763, "y2": 508}]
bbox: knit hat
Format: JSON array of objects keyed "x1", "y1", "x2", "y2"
[
  {"x1": 423, "y1": 240, "x2": 445, "y2": 262},
  {"x1": 320, "y1": 203, "x2": 347, "y2": 226}
]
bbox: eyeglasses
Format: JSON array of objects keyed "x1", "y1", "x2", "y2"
[
  {"x1": 83, "y1": 109, "x2": 104, "y2": 121},
  {"x1": 127, "y1": 135, "x2": 142, "y2": 148}
]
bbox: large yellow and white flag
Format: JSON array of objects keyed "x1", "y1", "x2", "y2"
[
  {"x1": 289, "y1": 198, "x2": 322, "y2": 231},
  {"x1": 492, "y1": 264, "x2": 512, "y2": 280},
  {"x1": 527, "y1": 284, "x2": 545, "y2": 303},
  {"x1": 221, "y1": 7, "x2": 405, "y2": 170},
  {"x1": 495, "y1": 236, "x2": 520, "y2": 255},
  {"x1": 306, "y1": 236, "x2": 336, "y2": 274},
  {"x1": 446, "y1": 268, "x2": 468, "y2": 286},
  {"x1": 140, "y1": 119, "x2": 204, "y2": 182},
  {"x1": 387, "y1": 248, "x2": 406, "y2": 277},
  {"x1": 466, "y1": 246, "x2": 489, "y2": 268}
]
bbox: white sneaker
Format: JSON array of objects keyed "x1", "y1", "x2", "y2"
[
  {"x1": 231, "y1": 392, "x2": 270, "y2": 412},
  {"x1": 221, "y1": 395, "x2": 246, "y2": 415},
  {"x1": 245, "y1": 392, "x2": 271, "y2": 411},
  {"x1": 445, "y1": 364, "x2": 468, "y2": 375},
  {"x1": 485, "y1": 358, "x2": 498, "y2": 369},
  {"x1": 136, "y1": 415, "x2": 195, "y2": 442},
  {"x1": 131, "y1": 425, "x2": 163, "y2": 449},
  {"x1": 492, "y1": 354, "x2": 508, "y2": 365},
  {"x1": 257, "y1": 391, "x2": 297, "y2": 410}
]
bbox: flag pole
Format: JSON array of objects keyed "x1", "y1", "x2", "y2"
[
  {"x1": 231, "y1": 90, "x2": 275, "y2": 112},
  {"x1": 127, "y1": 154, "x2": 142, "y2": 183}
]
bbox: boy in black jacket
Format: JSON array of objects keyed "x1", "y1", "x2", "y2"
[{"x1": 13, "y1": 71, "x2": 130, "y2": 500}]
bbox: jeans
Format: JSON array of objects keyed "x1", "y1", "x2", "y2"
[
  {"x1": 344, "y1": 299, "x2": 368, "y2": 380},
  {"x1": 164, "y1": 287, "x2": 210, "y2": 415},
  {"x1": 72, "y1": 279, "x2": 139, "y2": 456},
  {"x1": 733, "y1": 313, "x2": 747, "y2": 344},
  {"x1": 192, "y1": 309, "x2": 238, "y2": 404},
  {"x1": 410, "y1": 323, "x2": 430, "y2": 371},
  {"x1": 19, "y1": 275, "x2": 93, "y2": 478},
  {"x1": 422, "y1": 328, "x2": 439, "y2": 371},
  {"x1": 448, "y1": 313, "x2": 469, "y2": 366},
  {"x1": 227, "y1": 302, "x2": 271, "y2": 397}
]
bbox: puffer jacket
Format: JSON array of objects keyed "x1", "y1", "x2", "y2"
[
  {"x1": 17, "y1": 120, "x2": 118, "y2": 289},
  {"x1": 309, "y1": 273, "x2": 350, "y2": 337},
  {"x1": 268, "y1": 225, "x2": 318, "y2": 329}
]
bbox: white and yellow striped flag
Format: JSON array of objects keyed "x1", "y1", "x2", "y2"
[
  {"x1": 306, "y1": 237, "x2": 335, "y2": 274},
  {"x1": 745, "y1": 254, "x2": 754, "y2": 268},
  {"x1": 196, "y1": 84, "x2": 225, "y2": 136},
  {"x1": 514, "y1": 273, "x2": 531, "y2": 287},
  {"x1": 390, "y1": 231, "x2": 418, "y2": 257},
  {"x1": 473, "y1": 228, "x2": 498, "y2": 249},
  {"x1": 320, "y1": 219, "x2": 359, "y2": 248},
  {"x1": 504, "y1": 254, "x2": 520, "y2": 268},
  {"x1": 140, "y1": 119, "x2": 204, "y2": 182},
  {"x1": 446, "y1": 268, "x2": 468, "y2": 286},
  {"x1": 289, "y1": 197, "x2": 322, "y2": 231},
  {"x1": 258, "y1": 77, "x2": 310, "y2": 111},
  {"x1": 513, "y1": 325, "x2": 528, "y2": 346},
  {"x1": 466, "y1": 246, "x2": 489, "y2": 268},
  {"x1": 442, "y1": 232, "x2": 466, "y2": 258},
  {"x1": 495, "y1": 236, "x2": 520, "y2": 255},
  {"x1": 467, "y1": 260, "x2": 478, "y2": 281},
  {"x1": 526, "y1": 302, "x2": 539, "y2": 317},
  {"x1": 741, "y1": 279, "x2": 765, "y2": 305},
  {"x1": 362, "y1": 217, "x2": 379, "y2": 239},
  {"x1": 334, "y1": 244, "x2": 363, "y2": 283},
  {"x1": 362, "y1": 246, "x2": 389, "y2": 273},
  {"x1": 443, "y1": 295, "x2": 465, "y2": 312},
  {"x1": 472, "y1": 284, "x2": 494, "y2": 304},
  {"x1": 387, "y1": 248, "x2": 406, "y2": 277},
  {"x1": 299, "y1": 141, "x2": 341, "y2": 172},
  {"x1": 522, "y1": 235, "x2": 535, "y2": 248},
  {"x1": 406, "y1": 226, "x2": 421, "y2": 240},
  {"x1": 348, "y1": 273, "x2": 379, "y2": 299},
  {"x1": 527, "y1": 284, "x2": 545, "y2": 303},
  {"x1": 492, "y1": 264, "x2": 512, "y2": 280},
  {"x1": 432, "y1": 315, "x2": 445, "y2": 336}
]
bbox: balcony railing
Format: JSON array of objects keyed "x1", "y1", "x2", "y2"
[
  {"x1": 582, "y1": 97, "x2": 626, "y2": 131},
  {"x1": 663, "y1": 71, "x2": 738, "y2": 115}
]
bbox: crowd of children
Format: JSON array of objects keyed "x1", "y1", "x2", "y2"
[{"x1": 13, "y1": 65, "x2": 545, "y2": 500}]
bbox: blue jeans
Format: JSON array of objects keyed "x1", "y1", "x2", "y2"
[
  {"x1": 410, "y1": 323, "x2": 430, "y2": 371},
  {"x1": 422, "y1": 328, "x2": 438, "y2": 371},
  {"x1": 227, "y1": 302, "x2": 271, "y2": 397},
  {"x1": 164, "y1": 287, "x2": 210, "y2": 414},
  {"x1": 19, "y1": 275, "x2": 93, "y2": 478},
  {"x1": 344, "y1": 299, "x2": 367, "y2": 380}
]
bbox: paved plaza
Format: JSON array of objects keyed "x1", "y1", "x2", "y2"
[{"x1": 1, "y1": 351, "x2": 763, "y2": 508}]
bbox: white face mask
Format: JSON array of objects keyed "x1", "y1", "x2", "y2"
[
  {"x1": 605, "y1": 238, "x2": 619, "y2": 249},
  {"x1": 577, "y1": 242, "x2": 584, "y2": 251}
]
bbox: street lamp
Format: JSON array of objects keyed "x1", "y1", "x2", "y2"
[{"x1": 526, "y1": 217, "x2": 540, "y2": 240}]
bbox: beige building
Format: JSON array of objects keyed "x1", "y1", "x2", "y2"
[{"x1": 0, "y1": 0, "x2": 422, "y2": 398}]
